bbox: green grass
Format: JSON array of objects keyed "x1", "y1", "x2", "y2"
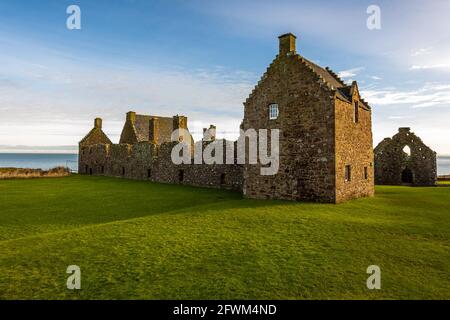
[{"x1": 0, "y1": 175, "x2": 448, "y2": 300}]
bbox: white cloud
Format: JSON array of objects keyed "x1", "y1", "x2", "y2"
[
  {"x1": 410, "y1": 64, "x2": 450, "y2": 70},
  {"x1": 366, "y1": 82, "x2": 450, "y2": 155},
  {"x1": 338, "y1": 67, "x2": 364, "y2": 80},
  {"x1": 361, "y1": 82, "x2": 450, "y2": 107},
  {"x1": 411, "y1": 47, "x2": 432, "y2": 57},
  {"x1": 387, "y1": 115, "x2": 416, "y2": 120},
  {"x1": 0, "y1": 55, "x2": 255, "y2": 147}
]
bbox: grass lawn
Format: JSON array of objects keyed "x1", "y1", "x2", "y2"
[{"x1": 0, "y1": 175, "x2": 448, "y2": 300}]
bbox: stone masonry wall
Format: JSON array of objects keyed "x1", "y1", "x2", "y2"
[
  {"x1": 374, "y1": 128, "x2": 437, "y2": 186},
  {"x1": 242, "y1": 51, "x2": 336, "y2": 202},
  {"x1": 79, "y1": 141, "x2": 243, "y2": 192},
  {"x1": 334, "y1": 95, "x2": 375, "y2": 203}
]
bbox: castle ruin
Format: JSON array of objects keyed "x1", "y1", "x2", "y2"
[{"x1": 79, "y1": 33, "x2": 375, "y2": 203}]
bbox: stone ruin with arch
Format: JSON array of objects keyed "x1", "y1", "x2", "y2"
[{"x1": 374, "y1": 127, "x2": 437, "y2": 186}]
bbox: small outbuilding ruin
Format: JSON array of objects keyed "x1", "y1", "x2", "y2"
[{"x1": 374, "y1": 127, "x2": 437, "y2": 186}]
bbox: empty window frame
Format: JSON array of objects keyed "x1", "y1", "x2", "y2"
[
  {"x1": 353, "y1": 101, "x2": 359, "y2": 123},
  {"x1": 345, "y1": 165, "x2": 352, "y2": 182},
  {"x1": 269, "y1": 103, "x2": 279, "y2": 120}
]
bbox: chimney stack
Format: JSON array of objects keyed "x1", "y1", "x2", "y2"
[
  {"x1": 399, "y1": 127, "x2": 411, "y2": 133},
  {"x1": 126, "y1": 111, "x2": 136, "y2": 123},
  {"x1": 203, "y1": 125, "x2": 216, "y2": 142},
  {"x1": 279, "y1": 33, "x2": 296, "y2": 55},
  {"x1": 94, "y1": 118, "x2": 102, "y2": 129}
]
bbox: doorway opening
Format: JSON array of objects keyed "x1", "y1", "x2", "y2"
[{"x1": 401, "y1": 168, "x2": 413, "y2": 184}]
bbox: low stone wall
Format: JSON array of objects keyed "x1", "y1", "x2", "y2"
[
  {"x1": 0, "y1": 167, "x2": 71, "y2": 179},
  {"x1": 79, "y1": 142, "x2": 243, "y2": 192}
]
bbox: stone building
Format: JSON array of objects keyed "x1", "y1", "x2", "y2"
[
  {"x1": 79, "y1": 33, "x2": 375, "y2": 203},
  {"x1": 374, "y1": 127, "x2": 437, "y2": 186},
  {"x1": 242, "y1": 33, "x2": 374, "y2": 203},
  {"x1": 79, "y1": 113, "x2": 243, "y2": 191}
]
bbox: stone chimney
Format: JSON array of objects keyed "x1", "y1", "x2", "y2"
[
  {"x1": 399, "y1": 127, "x2": 411, "y2": 133},
  {"x1": 126, "y1": 111, "x2": 136, "y2": 123},
  {"x1": 279, "y1": 33, "x2": 296, "y2": 55},
  {"x1": 94, "y1": 118, "x2": 102, "y2": 129},
  {"x1": 203, "y1": 125, "x2": 216, "y2": 142},
  {"x1": 149, "y1": 117, "x2": 159, "y2": 144}
]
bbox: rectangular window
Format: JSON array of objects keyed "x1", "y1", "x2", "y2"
[
  {"x1": 354, "y1": 101, "x2": 359, "y2": 123},
  {"x1": 364, "y1": 167, "x2": 368, "y2": 180},
  {"x1": 220, "y1": 173, "x2": 226, "y2": 185},
  {"x1": 345, "y1": 165, "x2": 351, "y2": 182},
  {"x1": 147, "y1": 168, "x2": 152, "y2": 179},
  {"x1": 269, "y1": 104, "x2": 279, "y2": 120},
  {"x1": 122, "y1": 167, "x2": 125, "y2": 176}
]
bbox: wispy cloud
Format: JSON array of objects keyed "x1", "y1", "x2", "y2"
[
  {"x1": 362, "y1": 82, "x2": 450, "y2": 107},
  {"x1": 410, "y1": 64, "x2": 450, "y2": 70},
  {"x1": 411, "y1": 47, "x2": 432, "y2": 57},
  {"x1": 338, "y1": 67, "x2": 364, "y2": 80},
  {"x1": 387, "y1": 115, "x2": 416, "y2": 120},
  {"x1": 0, "y1": 52, "x2": 255, "y2": 146}
]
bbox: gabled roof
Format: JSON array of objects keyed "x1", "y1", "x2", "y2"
[
  {"x1": 246, "y1": 52, "x2": 371, "y2": 110},
  {"x1": 302, "y1": 58, "x2": 370, "y2": 110},
  {"x1": 79, "y1": 127, "x2": 112, "y2": 146}
]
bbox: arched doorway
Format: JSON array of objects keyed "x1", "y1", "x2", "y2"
[{"x1": 401, "y1": 168, "x2": 413, "y2": 184}]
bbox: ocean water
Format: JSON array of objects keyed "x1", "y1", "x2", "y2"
[
  {"x1": 0, "y1": 153, "x2": 78, "y2": 172},
  {"x1": 438, "y1": 156, "x2": 450, "y2": 176},
  {"x1": 0, "y1": 153, "x2": 450, "y2": 176}
]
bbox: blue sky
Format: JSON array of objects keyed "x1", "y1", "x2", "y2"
[{"x1": 1, "y1": 0, "x2": 450, "y2": 154}]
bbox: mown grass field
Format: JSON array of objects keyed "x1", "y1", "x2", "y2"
[{"x1": 0, "y1": 175, "x2": 448, "y2": 300}]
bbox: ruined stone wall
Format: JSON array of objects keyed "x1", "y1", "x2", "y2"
[
  {"x1": 334, "y1": 97, "x2": 375, "y2": 203},
  {"x1": 150, "y1": 141, "x2": 243, "y2": 191},
  {"x1": 242, "y1": 53, "x2": 336, "y2": 202},
  {"x1": 79, "y1": 144, "x2": 109, "y2": 175},
  {"x1": 374, "y1": 128, "x2": 437, "y2": 186},
  {"x1": 79, "y1": 140, "x2": 243, "y2": 192}
]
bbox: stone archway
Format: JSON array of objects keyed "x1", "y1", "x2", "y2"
[{"x1": 401, "y1": 167, "x2": 413, "y2": 184}]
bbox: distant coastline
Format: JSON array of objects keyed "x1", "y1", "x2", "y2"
[{"x1": 1, "y1": 153, "x2": 450, "y2": 176}]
